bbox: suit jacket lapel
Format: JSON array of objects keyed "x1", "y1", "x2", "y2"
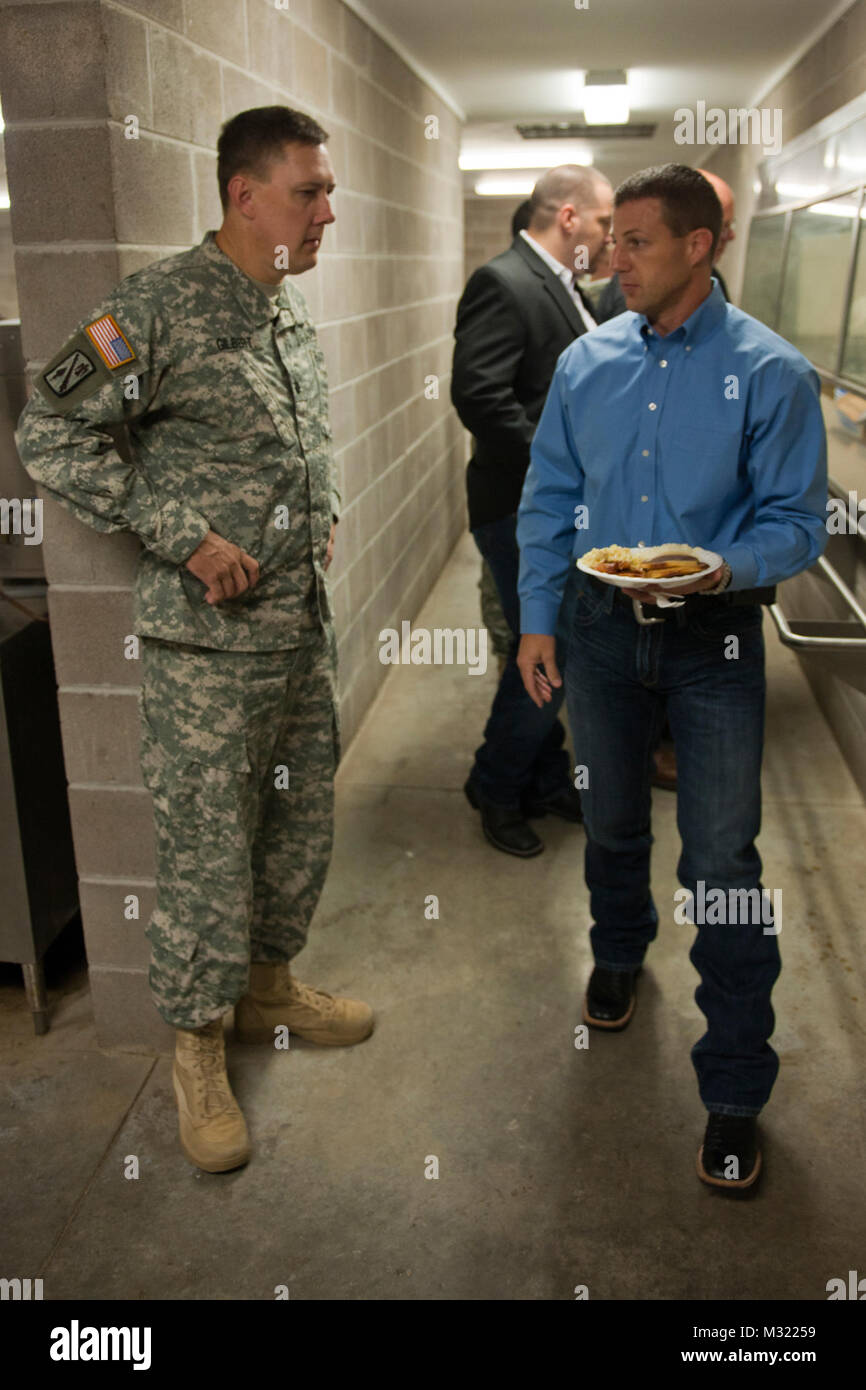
[{"x1": 512, "y1": 235, "x2": 586, "y2": 338}]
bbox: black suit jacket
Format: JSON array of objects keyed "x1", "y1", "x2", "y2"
[{"x1": 451, "y1": 235, "x2": 594, "y2": 528}]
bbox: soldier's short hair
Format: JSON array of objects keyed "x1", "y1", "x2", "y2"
[
  {"x1": 217, "y1": 106, "x2": 330, "y2": 209},
  {"x1": 614, "y1": 163, "x2": 722, "y2": 260},
  {"x1": 528, "y1": 166, "x2": 610, "y2": 232}
]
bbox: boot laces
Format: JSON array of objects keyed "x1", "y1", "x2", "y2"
[
  {"x1": 189, "y1": 1029, "x2": 236, "y2": 1119},
  {"x1": 291, "y1": 978, "x2": 338, "y2": 1019}
]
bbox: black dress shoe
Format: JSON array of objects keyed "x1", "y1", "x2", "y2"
[
  {"x1": 464, "y1": 780, "x2": 544, "y2": 857},
  {"x1": 697, "y1": 1113, "x2": 762, "y2": 1190},
  {"x1": 525, "y1": 783, "x2": 583, "y2": 823},
  {"x1": 583, "y1": 965, "x2": 639, "y2": 1030}
]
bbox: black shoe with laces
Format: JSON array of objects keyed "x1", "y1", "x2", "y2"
[
  {"x1": 582, "y1": 965, "x2": 639, "y2": 1030},
  {"x1": 697, "y1": 1113, "x2": 762, "y2": 1190}
]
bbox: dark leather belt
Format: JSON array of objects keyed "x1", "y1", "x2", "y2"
[{"x1": 589, "y1": 575, "x2": 776, "y2": 617}]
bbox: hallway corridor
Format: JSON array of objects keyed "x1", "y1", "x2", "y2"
[{"x1": 3, "y1": 532, "x2": 864, "y2": 1300}]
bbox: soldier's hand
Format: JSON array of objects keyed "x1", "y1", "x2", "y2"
[
  {"x1": 517, "y1": 633, "x2": 562, "y2": 709},
  {"x1": 325, "y1": 521, "x2": 336, "y2": 571},
  {"x1": 185, "y1": 529, "x2": 261, "y2": 605}
]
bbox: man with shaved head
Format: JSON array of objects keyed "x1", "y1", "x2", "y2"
[{"x1": 452, "y1": 164, "x2": 613, "y2": 856}]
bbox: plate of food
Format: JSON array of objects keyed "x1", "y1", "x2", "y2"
[{"x1": 577, "y1": 542, "x2": 723, "y2": 590}]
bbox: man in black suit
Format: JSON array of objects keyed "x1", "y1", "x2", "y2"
[
  {"x1": 597, "y1": 166, "x2": 735, "y2": 322},
  {"x1": 452, "y1": 164, "x2": 613, "y2": 856}
]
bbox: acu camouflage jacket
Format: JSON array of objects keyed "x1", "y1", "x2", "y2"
[{"x1": 15, "y1": 231, "x2": 340, "y2": 650}]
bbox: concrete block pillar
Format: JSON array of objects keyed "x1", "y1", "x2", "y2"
[{"x1": 0, "y1": 0, "x2": 467, "y2": 1049}]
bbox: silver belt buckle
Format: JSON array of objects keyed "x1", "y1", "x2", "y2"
[{"x1": 631, "y1": 597, "x2": 666, "y2": 626}]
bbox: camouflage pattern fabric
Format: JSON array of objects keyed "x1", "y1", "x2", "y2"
[
  {"x1": 479, "y1": 557, "x2": 512, "y2": 659},
  {"x1": 15, "y1": 231, "x2": 338, "y2": 651},
  {"x1": 140, "y1": 626, "x2": 340, "y2": 1030}
]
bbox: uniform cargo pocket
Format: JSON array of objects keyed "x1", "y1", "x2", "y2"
[
  {"x1": 138, "y1": 650, "x2": 252, "y2": 772},
  {"x1": 146, "y1": 912, "x2": 203, "y2": 999}
]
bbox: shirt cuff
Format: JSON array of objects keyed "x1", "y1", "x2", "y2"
[
  {"x1": 720, "y1": 544, "x2": 759, "y2": 591},
  {"x1": 139, "y1": 505, "x2": 211, "y2": 566},
  {"x1": 520, "y1": 599, "x2": 559, "y2": 636}
]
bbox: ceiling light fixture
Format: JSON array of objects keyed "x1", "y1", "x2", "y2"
[
  {"x1": 474, "y1": 176, "x2": 536, "y2": 197},
  {"x1": 582, "y1": 69, "x2": 629, "y2": 126}
]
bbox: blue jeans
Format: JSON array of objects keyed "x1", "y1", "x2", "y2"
[
  {"x1": 470, "y1": 513, "x2": 570, "y2": 806},
  {"x1": 557, "y1": 565, "x2": 781, "y2": 1115}
]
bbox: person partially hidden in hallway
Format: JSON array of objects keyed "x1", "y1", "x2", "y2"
[
  {"x1": 515, "y1": 165, "x2": 827, "y2": 1190},
  {"x1": 451, "y1": 164, "x2": 613, "y2": 857},
  {"x1": 16, "y1": 107, "x2": 373, "y2": 1175}
]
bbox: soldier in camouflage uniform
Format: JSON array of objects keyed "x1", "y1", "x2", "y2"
[{"x1": 16, "y1": 107, "x2": 373, "y2": 1174}]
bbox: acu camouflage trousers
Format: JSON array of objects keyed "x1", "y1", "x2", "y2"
[{"x1": 138, "y1": 626, "x2": 340, "y2": 1030}]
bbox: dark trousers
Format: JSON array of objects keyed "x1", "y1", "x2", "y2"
[
  {"x1": 557, "y1": 566, "x2": 781, "y2": 1115},
  {"x1": 469, "y1": 512, "x2": 570, "y2": 806}
]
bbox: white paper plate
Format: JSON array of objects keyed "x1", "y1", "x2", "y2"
[{"x1": 576, "y1": 543, "x2": 723, "y2": 591}]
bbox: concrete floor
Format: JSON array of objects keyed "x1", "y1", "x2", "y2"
[{"x1": 2, "y1": 531, "x2": 865, "y2": 1300}]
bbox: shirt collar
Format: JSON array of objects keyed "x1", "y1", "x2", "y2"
[
  {"x1": 638, "y1": 277, "x2": 727, "y2": 348},
  {"x1": 520, "y1": 229, "x2": 572, "y2": 283},
  {"x1": 198, "y1": 230, "x2": 297, "y2": 326}
]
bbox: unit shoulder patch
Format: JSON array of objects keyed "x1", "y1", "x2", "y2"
[
  {"x1": 44, "y1": 349, "x2": 96, "y2": 398},
  {"x1": 35, "y1": 315, "x2": 141, "y2": 414}
]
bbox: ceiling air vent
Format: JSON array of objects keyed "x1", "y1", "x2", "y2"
[{"x1": 517, "y1": 122, "x2": 656, "y2": 140}]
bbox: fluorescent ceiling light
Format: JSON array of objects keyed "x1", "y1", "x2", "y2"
[
  {"x1": 474, "y1": 176, "x2": 535, "y2": 197},
  {"x1": 0, "y1": 192, "x2": 9, "y2": 210},
  {"x1": 582, "y1": 70, "x2": 629, "y2": 126},
  {"x1": 460, "y1": 145, "x2": 593, "y2": 170}
]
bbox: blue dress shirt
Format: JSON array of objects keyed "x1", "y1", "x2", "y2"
[{"x1": 516, "y1": 279, "x2": 828, "y2": 635}]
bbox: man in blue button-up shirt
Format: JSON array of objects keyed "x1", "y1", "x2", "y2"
[{"x1": 515, "y1": 164, "x2": 827, "y2": 1192}]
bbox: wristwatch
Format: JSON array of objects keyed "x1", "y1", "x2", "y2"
[{"x1": 701, "y1": 561, "x2": 732, "y2": 594}]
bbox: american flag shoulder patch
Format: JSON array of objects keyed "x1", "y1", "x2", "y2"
[{"x1": 84, "y1": 314, "x2": 136, "y2": 369}]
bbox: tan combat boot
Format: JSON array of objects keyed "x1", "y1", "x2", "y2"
[
  {"x1": 235, "y1": 962, "x2": 374, "y2": 1047},
  {"x1": 172, "y1": 1018, "x2": 251, "y2": 1172}
]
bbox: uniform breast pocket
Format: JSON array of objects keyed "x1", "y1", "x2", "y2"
[
  {"x1": 237, "y1": 354, "x2": 302, "y2": 453},
  {"x1": 166, "y1": 353, "x2": 283, "y2": 460}
]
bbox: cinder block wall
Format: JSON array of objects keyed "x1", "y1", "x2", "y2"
[
  {"x1": 0, "y1": 0, "x2": 466, "y2": 1049},
  {"x1": 0, "y1": 127, "x2": 17, "y2": 318},
  {"x1": 463, "y1": 196, "x2": 519, "y2": 279}
]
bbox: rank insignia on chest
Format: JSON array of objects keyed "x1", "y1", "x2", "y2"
[{"x1": 216, "y1": 336, "x2": 252, "y2": 351}]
